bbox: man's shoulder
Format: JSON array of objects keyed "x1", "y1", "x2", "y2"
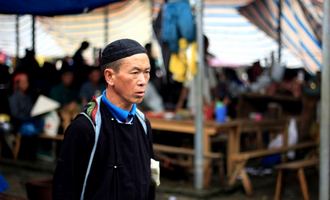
[{"x1": 66, "y1": 114, "x2": 95, "y2": 135}]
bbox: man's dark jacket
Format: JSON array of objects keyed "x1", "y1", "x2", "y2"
[{"x1": 53, "y1": 99, "x2": 155, "y2": 200}]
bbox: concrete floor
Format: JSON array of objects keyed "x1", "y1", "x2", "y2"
[{"x1": 0, "y1": 158, "x2": 319, "y2": 200}]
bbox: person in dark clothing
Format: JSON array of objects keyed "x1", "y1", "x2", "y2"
[
  {"x1": 53, "y1": 39, "x2": 158, "y2": 200},
  {"x1": 15, "y1": 49, "x2": 41, "y2": 90},
  {"x1": 72, "y1": 41, "x2": 90, "y2": 88}
]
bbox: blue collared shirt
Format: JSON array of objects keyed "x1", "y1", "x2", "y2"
[{"x1": 101, "y1": 91, "x2": 136, "y2": 124}]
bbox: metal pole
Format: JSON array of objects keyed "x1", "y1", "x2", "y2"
[
  {"x1": 15, "y1": 15, "x2": 19, "y2": 59},
  {"x1": 320, "y1": 0, "x2": 330, "y2": 199},
  {"x1": 194, "y1": 0, "x2": 204, "y2": 190},
  {"x1": 104, "y1": 7, "x2": 109, "y2": 44},
  {"x1": 277, "y1": 0, "x2": 282, "y2": 63},
  {"x1": 32, "y1": 15, "x2": 36, "y2": 52}
]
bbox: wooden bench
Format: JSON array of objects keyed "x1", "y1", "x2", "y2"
[
  {"x1": 228, "y1": 141, "x2": 318, "y2": 196},
  {"x1": 0, "y1": 193, "x2": 27, "y2": 200},
  {"x1": 38, "y1": 134, "x2": 64, "y2": 141},
  {"x1": 153, "y1": 143, "x2": 225, "y2": 186},
  {"x1": 274, "y1": 158, "x2": 319, "y2": 200}
]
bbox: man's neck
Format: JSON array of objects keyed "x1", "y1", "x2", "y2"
[{"x1": 105, "y1": 89, "x2": 132, "y2": 111}]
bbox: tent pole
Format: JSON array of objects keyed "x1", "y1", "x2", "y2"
[
  {"x1": 194, "y1": 0, "x2": 204, "y2": 190},
  {"x1": 277, "y1": 0, "x2": 282, "y2": 63},
  {"x1": 15, "y1": 15, "x2": 19, "y2": 59},
  {"x1": 320, "y1": 0, "x2": 330, "y2": 199},
  {"x1": 32, "y1": 15, "x2": 36, "y2": 52},
  {"x1": 104, "y1": 7, "x2": 109, "y2": 44}
]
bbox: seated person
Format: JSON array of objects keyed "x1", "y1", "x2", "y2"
[
  {"x1": 50, "y1": 68, "x2": 80, "y2": 132},
  {"x1": 9, "y1": 73, "x2": 36, "y2": 134},
  {"x1": 79, "y1": 67, "x2": 105, "y2": 106},
  {"x1": 9, "y1": 73, "x2": 42, "y2": 160}
]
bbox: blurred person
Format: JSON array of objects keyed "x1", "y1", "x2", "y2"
[
  {"x1": 38, "y1": 61, "x2": 60, "y2": 96},
  {"x1": 79, "y1": 67, "x2": 105, "y2": 106},
  {"x1": 141, "y1": 43, "x2": 165, "y2": 112},
  {"x1": 15, "y1": 49, "x2": 41, "y2": 89},
  {"x1": 0, "y1": 60, "x2": 11, "y2": 115},
  {"x1": 9, "y1": 73, "x2": 34, "y2": 132},
  {"x1": 73, "y1": 41, "x2": 90, "y2": 88},
  {"x1": 9, "y1": 73, "x2": 42, "y2": 160},
  {"x1": 49, "y1": 67, "x2": 80, "y2": 132},
  {"x1": 175, "y1": 35, "x2": 217, "y2": 118},
  {"x1": 53, "y1": 39, "x2": 157, "y2": 200},
  {"x1": 73, "y1": 41, "x2": 90, "y2": 68}
]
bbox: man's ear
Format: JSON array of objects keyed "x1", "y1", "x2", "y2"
[{"x1": 104, "y1": 68, "x2": 115, "y2": 86}]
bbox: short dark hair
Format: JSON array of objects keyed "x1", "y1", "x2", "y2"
[{"x1": 101, "y1": 59, "x2": 122, "y2": 73}]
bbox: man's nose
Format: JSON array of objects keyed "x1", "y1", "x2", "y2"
[{"x1": 137, "y1": 73, "x2": 148, "y2": 86}]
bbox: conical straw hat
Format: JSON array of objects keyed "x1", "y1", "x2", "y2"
[{"x1": 31, "y1": 95, "x2": 60, "y2": 117}]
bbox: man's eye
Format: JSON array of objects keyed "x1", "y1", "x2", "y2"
[{"x1": 132, "y1": 71, "x2": 139, "y2": 74}]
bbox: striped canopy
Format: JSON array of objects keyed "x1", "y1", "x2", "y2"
[
  {"x1": 203, "y1": 0, "x2": 303, "y2": 68},
  {"x1": 0, "y1": 0, "x2": 152, "y2": 60},
  {"x1": 0, "y1": 0, "x2": 322, "y2": 73},
  {"x1": 152, "y1": 0, "x2": 303, "y2": 68},
  {"x1": 239, "y1": 0, "x2": 323, "y2": 73}
]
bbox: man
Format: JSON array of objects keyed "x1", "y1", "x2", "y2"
[{"x1": 53, "y1": 39, "x2": 157, "y2": 200}]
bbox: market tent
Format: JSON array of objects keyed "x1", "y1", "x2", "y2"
[
  {"x1": 203, "y1": 0, "x2": 303, "y2": 68},
  {"x1": 0, "y1": 0, "x2": 152, "y2": 59},
  {"x1": 0, "y1": 0, "x2": 312, "y2": 70},
  {"x1": 0, "y1": 15, "x2": 65, "y2": 58},
  {"x1": 239, "y1": 0, "x2": 322, "y2": 73},
  {"x1": 152, "y1": 0, "x2": 303, "y2": 68},
  {"x1": 0, "y1": 0, "x2": 121, "y2": 16}
]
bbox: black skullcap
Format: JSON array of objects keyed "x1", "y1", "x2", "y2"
[{"x1": 100, "y1": 39, "x2": 146, "y2": 69}]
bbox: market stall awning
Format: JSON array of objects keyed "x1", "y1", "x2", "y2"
[
  {"x1": 239, "y1": 0, "x2": 322, "y2": 73},
  {"x1": 204, "y1": 0, "x2": 303, "y2": 68},
  {"x1": 0, "y1": 0, "x2": 121, "y2": 16},
  {"x1": 0, "y1": 0, "x2": 152, "y2": 59}
]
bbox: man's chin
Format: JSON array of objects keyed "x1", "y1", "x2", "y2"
[{"x1": 131, "y1": 97, "x2": 144, "y2": 104}]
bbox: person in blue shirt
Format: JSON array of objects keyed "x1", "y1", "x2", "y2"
[{"x1": 53, "y1": 39, "x2": 156, "y2": 200}]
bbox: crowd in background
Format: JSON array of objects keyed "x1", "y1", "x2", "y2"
[{"x1": 0, "y1": 38, "x2": 321, "y2": 160}]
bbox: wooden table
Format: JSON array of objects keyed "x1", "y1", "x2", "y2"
[
  {"x1": 148, "y1": 117, "x2": 234, "y2": 187},
  {"x1": 220, "y1": 119, "x2": 289, "y2": 176},
  {"x1": 221, "y1": 118, "x2": 317, "y2": 196}
]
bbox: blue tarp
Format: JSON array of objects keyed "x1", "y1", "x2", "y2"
[{"x1": 0, "y1": 0, "x2": 121, "y2": 16}]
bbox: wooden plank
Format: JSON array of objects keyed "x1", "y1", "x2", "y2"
[
  {"x1": 153, "y1": 144, "x2": 222, "y2": 159},
  {"x1": 276, "y1": 158, "x2": 319, "y2": 170},
  {"x1": 153, "y1": 144, "x2": 194, "y2": 155},
  {"x1": 149, "y1": 118, "x2": 218, "y2": 135},
  {"x1": 232, "y1": 141, "x2": 317, "y2": 161},
  {"x1": 38, "y1": 134, "x2": 64, "y2": 141}
]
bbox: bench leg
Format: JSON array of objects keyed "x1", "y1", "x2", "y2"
[
  {"x1": 12, "y1": 134, "x2": 21, "y2": 160},
  {"x1": 228, "y1": 160, "x2": 246, "y2": 186},
  {"x1": 218, "y1": 158, "x2": 225, "y2": 186},
  {"x1": 240, "y1": 168, "x2": 253, "y2": 196},
  {"x1": 203, "y1": 159, "x2": 212, "y2": 188},
  {"x1": 297, "y1": 168, "x2": 309, "y2": 200},
  {"x1": 274, "y1": 170, "x2": 283, "y2": 200}
]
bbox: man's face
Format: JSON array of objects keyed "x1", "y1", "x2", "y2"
[{"x1": 105, "y1": 53, "x2": 150, "y2": 109}]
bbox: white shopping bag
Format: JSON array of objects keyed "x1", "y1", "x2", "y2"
[{"x1": 151, "y1": 158, "x2": 160, "y2": 186}]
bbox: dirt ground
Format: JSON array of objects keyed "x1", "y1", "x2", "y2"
[{"x1": 0, "y1": 159, "x2": 319, "y2": 200}]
